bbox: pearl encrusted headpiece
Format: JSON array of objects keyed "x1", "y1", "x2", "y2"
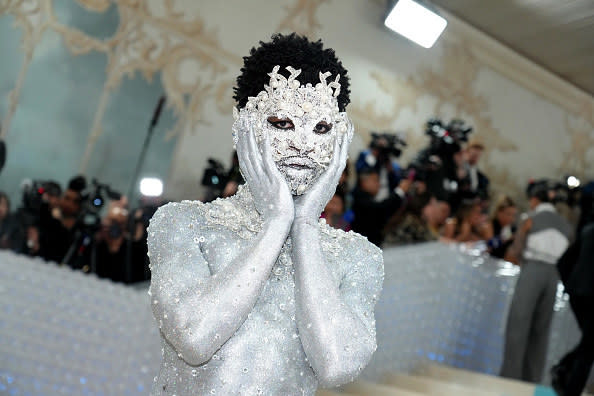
[
  {"x1": 232, "y1": 65, "x2": 352, "y2": 195},
  {"x1": 232, "y1": 65, "x2": 346, "y2": 146}
]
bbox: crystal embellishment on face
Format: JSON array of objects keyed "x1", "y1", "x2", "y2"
[{"x1": 232, "y1": 65, "x2": 352, "y2": 195}]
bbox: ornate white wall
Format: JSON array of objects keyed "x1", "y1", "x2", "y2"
[{"x1": 1, "y1": 0, "x2": 593, "y2": 204}]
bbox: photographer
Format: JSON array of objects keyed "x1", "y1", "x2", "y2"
[
  {"x1": 38, "y1": 176, "x2": 86, "y2": 265},
  {"x1": 351, "y1": 166, "x2": 410, "y2": 246},
  {"x1": 42, "y1": 181, "x2": 62, "y2": 213},
  {"x1": 459, "y1": 140, "x2": 489, "y2": 202},
  {"x1": 355, "y1": 132, "x2": 405, "y2": 200},
  {"x1": 91, "y1": 199, "x2": 148, "y2": 283},
  {"x1": 408, "y1": 118, "x2": 473, "y2": 208},
  {"x1": 10, "y1": 180, "x2": 61, "y2": 255},
  {"x1": 201, "y1": 158, "x2": 228, "y2": 202}
]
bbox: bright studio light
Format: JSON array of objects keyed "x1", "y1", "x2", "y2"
[
  {"x1": 385, "y1": 0, "x2": 447, "y2": 49},
  {"x1": 567, "y1": 176, "x2": 581, "y2": 189},
  {"x1": 140, "y1": 177, "x2": 163, "y2": 197}
]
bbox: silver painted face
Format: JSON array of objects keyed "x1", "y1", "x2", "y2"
[
  {"x1": 261, "y1": 99, "x2": 338, "y2": 195},
  {"x1": 233, "y1": 65, "x2": 349, "y2": 195}
]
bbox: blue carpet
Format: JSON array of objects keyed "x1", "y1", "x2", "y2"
[{"x1": 534, "y1": 385, "x2": 557, "y2": 396}]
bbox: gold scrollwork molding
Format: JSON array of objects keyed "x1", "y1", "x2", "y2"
[{"x1": 0, "y1": 0, "x2": 242, "y2": 171}]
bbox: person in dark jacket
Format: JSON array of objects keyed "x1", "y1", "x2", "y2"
[
  {"x1": 551, "y1": 221, "x2": 594, "y2": 396},
  {"x1": 92, "y1": 200, "x2": 148, "y2": 283},
  {"x1": 38, "y1": 176, "x2": 86, "y2": 265},
  {"x1": 351, "y1": 167, "x2": 409, "y2": 246}
]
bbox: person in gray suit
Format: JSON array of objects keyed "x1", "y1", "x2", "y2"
[{"x1": 501, "y1": 181, "x2": 573, "y2": 383}]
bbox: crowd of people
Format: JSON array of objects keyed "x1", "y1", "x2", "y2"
[
  {"x1": 311, "y1": 124, "x2": 593, "y2": 267},
  {"x1": 0, "y1": 176, "x2": 155, "y2": 284},
  {"x1": 198, "y1": 119, "x2": 593, "y2": 280},
  {"x1": 0, "y1": 118, "x2": 591, "y2": 281},
  {"x1": 301, "y1": 121, "x2": 500, "y2": 251}
]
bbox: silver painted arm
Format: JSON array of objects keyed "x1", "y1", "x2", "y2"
[
  {"x1": 148, "y1": 124, "x2": 294, "y2": 366},
  {"x1": 290, "y1": 120, "x2": 383, "y2": 386},
  {"x1": 291, "y1": 223, "x2": 383, "y2": 387}
]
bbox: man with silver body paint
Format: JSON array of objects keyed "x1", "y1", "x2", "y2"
[{"x1": 147, "y1": 34, "x2": 383, "y2": 395}]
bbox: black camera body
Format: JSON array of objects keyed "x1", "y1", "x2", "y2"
[
  {"x1": 369, "y1": 132, "x2": 407, "y2": 160},
  {"x1": 407, "y1": 118, "x2": 473, "y2": 202},
  {"x1": 411, "y1": 118, "x2": 473, "y2": 174},
  {"x1": 18, "y1": 180, "x2": 64, "y2": 226},
  {"x1": 425, "y1": 118, "x2": 473, "y2": 158},
  {"x1": 21, "y1": 180, "x2": 46, "y2": 214},
  {"x1": 201, "y1": 158, "x2": 228, "y2": 188},
  {"x1": 79, "y1": 179, "x2": 122, "y2": 231}
]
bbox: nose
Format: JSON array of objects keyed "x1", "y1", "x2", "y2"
[
  {"x1": 286, "y1": 132, "x2": 314, "y2": 155},
  {"x1": 287, "y1": 143, "x2": 314, "y2": 155}
]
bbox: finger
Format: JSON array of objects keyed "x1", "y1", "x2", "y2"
[
  {"x1": 326, "y1": 134, "x2": 345, "y2": 182},
  {"x1": 336, "y1": 118, "x2": 353, "y2": 170},
  {"x1": 326, "y1": 133, "x2": 349, "y2": 188},
  {"x1": 236, "y1": 125, "x2": 259, "y2": 188},
  {"x1": 338, "y1": 131, "x2": 350, "y2": 167},
  {"x1": 236, "y1": 137, "x2": 253, "y2": 185},
  {"x1": 246, "y1": 123, "x2": 265, "y2": 177},
  {"x1": 262, "y1": 133, "x2": 282, "y2": 182}
]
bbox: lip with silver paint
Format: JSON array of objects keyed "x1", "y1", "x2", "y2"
[{"x1": 279, "y1": 156, "x2": 316, "y2": 170}]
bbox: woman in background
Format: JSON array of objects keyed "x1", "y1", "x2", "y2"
[
  {"x1": 488, "y1": 195, "x2": 517, "y2": 259},
  {"x1": 443, "y1": 199, "x2": 493, "y2": 242}
]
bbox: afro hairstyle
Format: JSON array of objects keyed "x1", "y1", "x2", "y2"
[{"x1": 233, "y1": 33, "x2": 351, "y2": 112}]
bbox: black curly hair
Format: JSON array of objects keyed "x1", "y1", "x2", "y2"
[{"x1": 234, "y1": 33, "x2": 351, "y2": 112}]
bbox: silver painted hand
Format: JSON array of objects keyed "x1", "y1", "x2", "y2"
[
  {"x1": 293, "y1": 117, "x2": 352, "y2": 225},
  {"x1": 236, "y1": 115, "x2": 295, "y2": 225}
]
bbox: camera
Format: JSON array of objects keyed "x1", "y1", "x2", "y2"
[
  {"x1": 369, "y1": 132, "x2": 407, "y2": 160},
  {"x1": 79, "y1": 179, "x2": 122, "y2": 231},
  {"x1": 200, "y1": 158, "x2": 230, "y2": 202},
  {"x1": 410, "y1": 117, "x2": 473, "y2": 173},
  {"x1": 201, "y1": 158, "x2": 228, "y2": 188},
  {"x1": 407, "y1": 118, "x2": 473, "y2": 202},
  {"x1": 18, "y1": 180, "x2": 62, "y2": 225},
  {"x1": 21, "y1": 180, "x2": 47, "y2": 214},
  {"x1": 425, "y1": 118, "x2": 473, "y2": 157}
]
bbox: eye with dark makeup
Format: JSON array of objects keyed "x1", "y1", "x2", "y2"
[
  {"x1": 267, "y1": 116, "x2": 294, "y2": 130},
  {"x1": 314, "y1": 121, "x2": 332, "y2": 135}
]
